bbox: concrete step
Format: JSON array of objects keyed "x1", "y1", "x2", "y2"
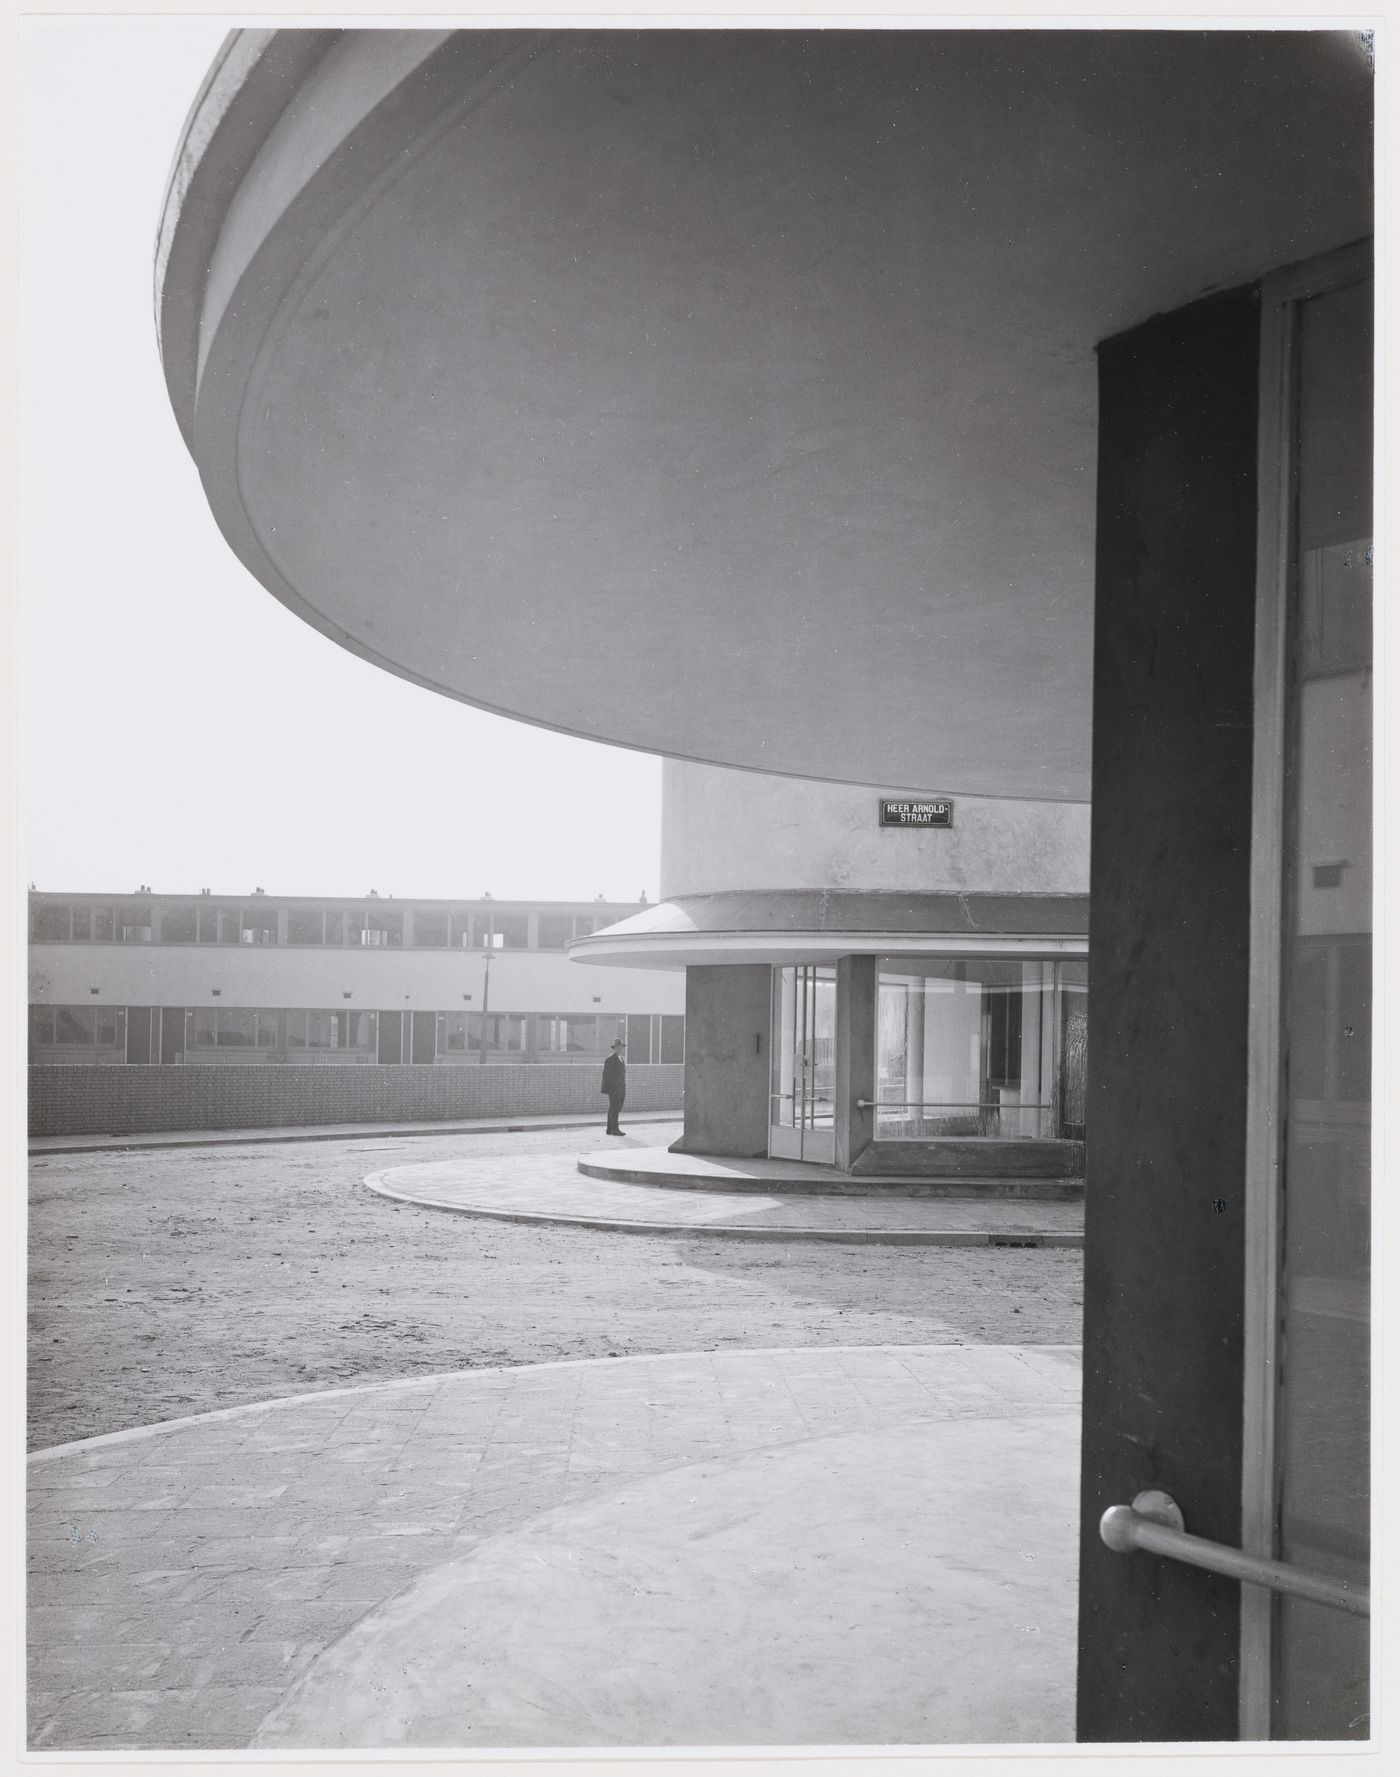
[{"x1": 577, "y1": 1147, "x2": 1084, "y2": 1201}]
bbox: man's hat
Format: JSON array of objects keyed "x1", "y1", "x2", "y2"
[{"x1": 611, "y1": 1038, "x2": 625, "y2": 1050}]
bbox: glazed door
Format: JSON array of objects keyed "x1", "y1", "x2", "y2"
[
  {"x1": 1242, "y1": 247, "x2": 1371, "y2": 1738},
  {"x1": 769, "y1": 965, "x2": 836, "y2": 1164}
]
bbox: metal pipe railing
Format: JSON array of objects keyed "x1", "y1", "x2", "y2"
[
  {"x1": 855, "y1": 1098, "x2": 1057, "y2": 1113},
  {"x1": 1099, "y1": 1491, "x2": 1368, "y2": 1618},
  {"x1": 855, "y1": 1098, "x2": 1014, "y2": 1111}
]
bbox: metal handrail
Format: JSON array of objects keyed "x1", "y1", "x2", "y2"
[
  {"x1": 855, "y1": 1098, "x2": 1039, "y2": 1111},
  {"x1": 1100, "y1": 1491, "x2": 1368, "y2": 1618}
]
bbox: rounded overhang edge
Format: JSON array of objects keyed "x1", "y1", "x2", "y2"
[
  {"x1": 568, "y1": 930, "x2": 1090, "y2": 971},
  {"x1": 156, "y1": 28, "x2": 344, "y2": 451},
  {"x1": 152, "y1": 28, "x2": 1098, "y2": 799},
  {"x1": 154, "y1": 30, "x2": 1369, "y2": 803}
]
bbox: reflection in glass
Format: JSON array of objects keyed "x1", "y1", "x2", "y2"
[
  {"x1": 1271, "y1": 274, "x2": 1370, "y2": 1739},
  {"x1": 55, "y1": 1007, "x2": 97, "y2": 1044},
  {"x1": 769, "y1": 966, "x2": 836, "y2": 1162},
  {"x1": 874, "y1": 959, "x2": 1080, "y2": 1139}
]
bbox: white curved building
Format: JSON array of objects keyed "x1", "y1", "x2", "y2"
[{"x1": 574, "y1": 762, "x2": 1089, "y2": 1173}]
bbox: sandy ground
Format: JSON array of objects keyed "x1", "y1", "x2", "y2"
[{"x1": 28, "y1": 1122, "x2": 1083, "y2": 1449}]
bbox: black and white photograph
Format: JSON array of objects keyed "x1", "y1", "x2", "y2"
[{"x1": 14, "y1": 6, "x2": 1377, "y2": 1764}]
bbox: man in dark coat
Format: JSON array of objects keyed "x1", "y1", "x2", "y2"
[{"x1": 601, "y1": 1038, "x2": 626, "y2": 1136}]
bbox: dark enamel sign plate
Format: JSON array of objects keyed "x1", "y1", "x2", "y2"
[{"x1": 879, "y1": 799, "x2": 954, "y2": 828}]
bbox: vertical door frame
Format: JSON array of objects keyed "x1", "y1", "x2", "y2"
[{"x1": 1240, "y1": 238, "x2": 1373, "y2": 1739}]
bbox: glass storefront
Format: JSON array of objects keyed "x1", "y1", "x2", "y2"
[{"x1": 875, "y1": 958, "x2": 1085, "y2": 1140}]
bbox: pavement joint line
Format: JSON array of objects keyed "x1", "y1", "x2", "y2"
[{"x1": 29, "y1": 1345, "x2": 1081, "y2": 1463}]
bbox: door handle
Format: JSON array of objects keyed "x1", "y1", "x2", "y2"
[{"x1": 1100, "y1": 1491, "x2": 1368, "y2": 1618}]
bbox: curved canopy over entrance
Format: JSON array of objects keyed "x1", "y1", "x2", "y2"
[{"x1": 156, "y1": 28, "x2": 1371, "y2": 800}]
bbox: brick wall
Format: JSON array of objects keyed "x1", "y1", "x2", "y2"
[{"x1": 29, "y1": 1064, "x2": 684, "y2": 1137}]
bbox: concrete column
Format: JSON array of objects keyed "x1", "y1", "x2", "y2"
[
  {"x1": 675, "y1": 965, "x2": 770, "y2": 1158},
  {"x1": 835, "y1": 955, "x2": 875, "y2": 1171},
  {"x1": 1077, "y1": 285, "x2": 1258, "y2": 1741}
]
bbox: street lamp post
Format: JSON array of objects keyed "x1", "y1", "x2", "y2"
[{"x1": 478, "y1": 931, "x2": 493, "y2": 1063}]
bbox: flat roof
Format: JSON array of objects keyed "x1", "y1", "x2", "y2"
[{"x1": 570, "y1": 892, "x2": 1090, "y2": 970}]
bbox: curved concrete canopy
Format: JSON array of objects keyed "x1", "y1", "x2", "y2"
[
  {"x1": 569, "y1": 890, "x2": 1089, "y2": 968},
  {"x1": 158, "y1": 29, "x2": 1371, "y2": 799}
]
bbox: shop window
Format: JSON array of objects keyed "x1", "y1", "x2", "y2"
[
  {"x1": 287, "y1": 1009, "x2": 374, "y2": 1050},
  {"x1": 659, "y1": 1015, "x2": 685, "y2": 1064},
  {"x1": 48, "y1": 1004, "x2": 125, "y2": 1048},
  {"x1": 55, "y1": 1006, "x2": 98, "y2": 1044},
  {"x1": 118, "y1": 905, "x2": 153, "y2": 942},
  {"x1": 161, "y1": 907, "x2": 198, "y2": 943},
  {"x1": 536, "y1": 914, "x2": 574, "y2": 950},
  {"x1": 194, "y1": 1008, "x2": 278, "y2": 1048},
  {"x1": 472, "y1": 1011, "x2": 526, "y2": 1053},
  {"x1": 31, "y1": 904, "x2": 70, "y2": 941},
  {"x1": 538, "y1": 1014, "x2": 598, "y2": 1053},
  {"x1": 440, "y1": 1010, "x2": 522, "y2": 1053},
  {"x1": 240, "y1": 908, "x2": 278, "y2": 945},
  {"x1": 363, "y1": 907, "x2": 402, "y2": 948},
  {"x1": 1057, "y1": 959, "x2": 1088, "y2": 1141},
  {"x1": 626, "y1": 1014, "x2": 653, "y2": 1062},
  {"x1": 985, "y1": 988, "x2": 1023, "y2": 1089},
  {"x1": 287, "y1": 909, "x2": 324, "y2": 945},
  {"x1": 30, "y1": 1006, "x2": 54, "y2": 1046},
  {"x1": 217, "y1": 1009, "x2": 259, "y2": 1047},
  {"x1": 413, "y1": 911, "x2": 449, "y2": 948},
  {"x1": 875, "y1": 957, "x2": 1060, "y2": 1139},
  {"x1": 491, "y1": 913, "x2": 529, "y2": 949}
]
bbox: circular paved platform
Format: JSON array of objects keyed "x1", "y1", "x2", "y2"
[
  {"x1": 365, "y1": 1150, "x2": 1084, "y2": 1246},
  {"x1": 256, "y1": 1410, "x2": 1077, "y2": 1749},
  {"x1": 28, "y1": 1345, "x2": 1080, "y2": 1751},
  {"x1": 580, "y1": 1145, "x2": 1084, "y2": 1199}
]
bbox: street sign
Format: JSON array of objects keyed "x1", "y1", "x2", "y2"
[{"x1": 879, "y1": 799, "x2": 954, "y2": 828}]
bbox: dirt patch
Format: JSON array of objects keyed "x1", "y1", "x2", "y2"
[{"x1": 28, "y1": 1124, "x2": 1082, "y2": 1448}]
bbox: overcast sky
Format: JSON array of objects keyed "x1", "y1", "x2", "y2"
[{"x1": 20, "y1": 16, "x2": 664, "y2": 904}]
